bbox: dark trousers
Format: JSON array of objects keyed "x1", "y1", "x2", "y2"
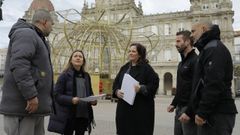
[
  {"x1": 197, "y1": 114, "x2": 236, "y2": 135},
  {"x1": 174, "y1": 106, "x2": 197, "y2": 135},
  {"x1": 64, "y1": 117, "x2": 88, "y2": 135}
]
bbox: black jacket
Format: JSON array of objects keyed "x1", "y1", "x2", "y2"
[
  {"x1": 171, "y1": 49, "x2": 197, "y2": 107},
  {"x1": 188, "y1": 25, "x2": 238, "y2": 120},
  {"x1": 112, "y1": 62, "x2": 159, "y2": 135}
]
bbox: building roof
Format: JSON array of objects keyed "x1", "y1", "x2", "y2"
[{"x1": 29, "y1": 0, "x2": 55, "y2": 11}]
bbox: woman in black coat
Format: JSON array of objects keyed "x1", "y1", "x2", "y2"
[
  {"x1": 48, "y1": 50, "x2": 96, "y2": 135},
  {"x1": 112, "y1": 43, "x2": 159, "y2": 135}
]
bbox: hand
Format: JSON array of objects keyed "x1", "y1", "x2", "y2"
[
  {"x1": 90, "y1": 100, "x2": 97, "y2": 106},
  {"x1": 72, "y1": 97, "x2": 80, "y2": 105},
  {"x1": 116, "y1": 89, "x2": 124, "y2": 99},
  {"x1": 25, "y1": 96, "x2": 39, "y2": 113},
  {"x1": 195, "y1": 114, "x2": 206, "y2": 126},
  {"x1": 167, "y1": 105, "x2": 175, "y2": 112},
  {"x1": 134, "y1": 84, "x2": 141, "y2": 93},
  {"x1": 178, "y1": 113, "x2": 190, "y2": 123}
]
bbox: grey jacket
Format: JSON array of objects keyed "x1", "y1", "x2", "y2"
[{"x1": 0, "y1": 19, "x2": 54, "y2": 116}]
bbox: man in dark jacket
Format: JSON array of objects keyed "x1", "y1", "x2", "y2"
[
  {"x1": 0, "y1": 9, "x2": 54, "y2": 135},
  {"x1": 189, "y1": 21, "x2": 238, "y2": 135},
  {"x1": 167, "y1": 30, "x2": 197, "y2": 135}
]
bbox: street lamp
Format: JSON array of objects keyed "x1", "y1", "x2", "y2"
[{"x1": 0, "y1": 0, "x2": 3, "y2": 21}]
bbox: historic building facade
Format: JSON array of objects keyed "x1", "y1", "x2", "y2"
[
  {"x1": 234, "y1": 31, "x2": 240, "y2": 95},
  {"x1": 21, "y1": 0, "x2": 235, "y2": 95},
  {"x1": 0, "y1": 48, "x2": 7, "y2": 76},
  {"x1": 79, "y1": 0, "x2": 234, "y2": 95}
]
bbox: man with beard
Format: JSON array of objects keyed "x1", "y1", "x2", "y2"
[
  {"x1": 189, "y1": 21, "x2": 238, "y2": 135},
  {"x1": 167, "y1": 30, "x2": 197, "y2": 135}
]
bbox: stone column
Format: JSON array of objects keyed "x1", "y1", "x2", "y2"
[{"x1": 159, "y1": 76, "x2": 164, "y2": 95}]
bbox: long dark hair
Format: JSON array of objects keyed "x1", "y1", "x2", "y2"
[
  {"x1": 64, "y1": 50, "x2": 86, "y2": 72},
  {"x1": 130, "y1": 43, "x2": 149, "y2": 64}
]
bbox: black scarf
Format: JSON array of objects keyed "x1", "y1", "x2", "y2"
[{"x1": 194, "y1": 24, "x2": 221, "y2": 52}]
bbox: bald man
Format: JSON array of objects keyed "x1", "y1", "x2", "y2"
[{"x1": 188, "y1": 21, "x2": 238, "y2": 135}]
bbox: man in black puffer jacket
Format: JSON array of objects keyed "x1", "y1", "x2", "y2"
[{"x1": 188, "y1": 21, "x2": 238, "y2": 135}]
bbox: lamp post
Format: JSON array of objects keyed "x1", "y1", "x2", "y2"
[{"x1": 0, "y1": 0, "x2": 3, "y2": 21}]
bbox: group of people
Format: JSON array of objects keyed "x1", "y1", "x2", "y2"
[
  {"x1": 167, "y1": 23, "x2": 238, "y2": 135},
  {"x1": 0, "y1": 9, "x2": 237, "y2": 135}
]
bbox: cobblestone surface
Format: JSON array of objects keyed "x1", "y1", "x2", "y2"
[{"x1": 0, "y1": 95, "x2": 239, "y2": 135}]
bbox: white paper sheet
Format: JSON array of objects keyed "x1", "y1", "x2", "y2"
[
  {"x1": 121, "y1": 74, "x2": 139, "y2": 105},
  {"x1": 80, "y1": 94, "x2": 106, "y2": 102}
]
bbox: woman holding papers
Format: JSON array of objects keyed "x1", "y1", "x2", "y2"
[
  {"x1": 48, "y1": 50, "x2": 96, "y2": 135},
  {"x1": 112, "y1": 43, "x2": 159, "y2": 135}
]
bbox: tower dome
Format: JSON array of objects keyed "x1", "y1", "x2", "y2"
[
  {"x1": 29, "y1": 0, "x2": 55, "y2": 11},
  {"x1": 23, "y1": 0, "x2": 58, "y2": 23}
]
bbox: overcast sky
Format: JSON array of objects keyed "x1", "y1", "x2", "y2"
[{"x1": 0, "y1": 0, "x2": 239, "y2": 48}]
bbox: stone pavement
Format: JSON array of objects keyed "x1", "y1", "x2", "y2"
[{"x1": 0, "y1": 95, "x2": 239, "y2": 135}]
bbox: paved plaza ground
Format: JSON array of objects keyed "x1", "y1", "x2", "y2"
[{"x1": 0, "y1": 95, "x2": 239, "y2": 135}]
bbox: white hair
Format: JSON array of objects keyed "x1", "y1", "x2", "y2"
[{"x1": 195, "y1": 19, "x2": 213, "y2": 30}]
